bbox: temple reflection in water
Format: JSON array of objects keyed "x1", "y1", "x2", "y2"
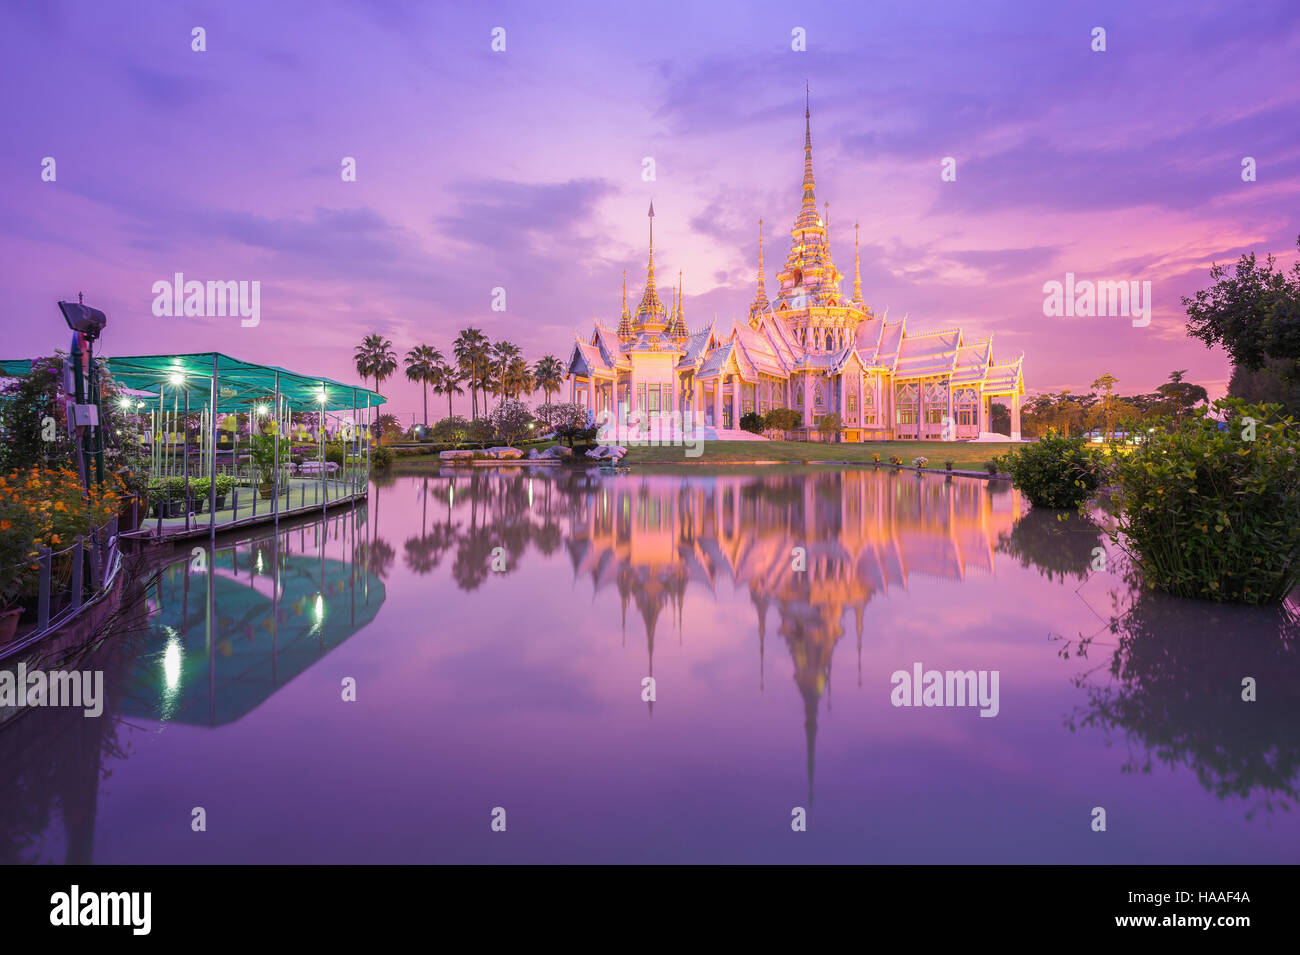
[{"x1": 558, "y1": 468, "x2": 1023, "y2": 798}]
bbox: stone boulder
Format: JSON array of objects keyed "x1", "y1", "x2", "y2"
[
  {"x1": 539, "y1": 445, "x2": 572, "y2": 459},
  {"x1": 439, "y1": 450, "x2": 474, "y2": 462},
  {"x1": 487, "y1": 446, "x2": 524, "y2": 460}
]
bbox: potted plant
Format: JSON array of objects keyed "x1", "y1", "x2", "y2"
[
  {"x1": 871, "y1": 453, "x2": 881, "y2": 467},
  {"x1": 889, "y1": 455, "x2": 903, "y2": 467},
  {"x1": 944, "y1": 459, "x2": 954, "y2": 472},
  {"x1": 250, "y1": 432, "x2": 287, "y2": 499},
  {"x1": 912, "y1": 456, "x2": 929, "y2": 473}
]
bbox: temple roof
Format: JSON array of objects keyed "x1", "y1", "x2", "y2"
[{"x1": 893, "y1": 328, "x2": 961, "y2": 380}]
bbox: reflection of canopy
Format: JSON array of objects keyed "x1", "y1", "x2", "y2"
[
  {"x1": 0, "y1": 352, "x2": 384, "y2": 412},
  {"x1": 121, "y1": 546, "x2": 385, "y2": 726}
]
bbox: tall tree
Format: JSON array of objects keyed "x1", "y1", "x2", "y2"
[
  {"x1": 354, "y1": 334, "x2": 397, "y2": 395},
  {"x1": 1183, "y1": 235, "x2": 1300, "y2": 375},
  {"x1": 453, "y1": 328, "x2": 490, "y2": 419},
  {"x1": 1156, "y1": 369, "x2": 1208, "y2": 424},
  {"x1": 533, "y1": 354, "x2": 564, "y2": 405},
  {"x1": 504, "y1": 355, "x2": 535, "y2": 399},
  {"x1": 432, "y1": 362, "x2": 464, "y2": 419},
  {"x1": 404, "y1": 344, "x2": 443, "y2": 426},
  {"x1": 489, "y1": 341, "x2": 522, "y2": 408},
  {"x1": 1092, "y1": 374, "x2": 1118, "y2": 441}
]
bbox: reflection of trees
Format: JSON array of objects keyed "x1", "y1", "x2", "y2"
[
  {"x1": 997, "y1": 510, "x2": 1103, "y2": 582},
  {"x1": 1070, "y1": 592, "x2": 1300, "y2": 815}
]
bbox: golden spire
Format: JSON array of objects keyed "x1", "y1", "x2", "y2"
[
  {"x1": 672, "y1": 270, "x2": 688, "y2": 338},
  {"x1": 852, "y1": 222, "x2": 863, "y2": 306},
  {"x1": 750, "y1": 218, "x2": 770, "y2": 326},
  {"x1": 636, "y1": 201, "x2": 666, "y2": 325},
  {"x1": 798, "y1": 83, "x2": 818, "y2": 226},
  {"x1": 618, "y1": 269, "x2": 632, "y2": 339}
]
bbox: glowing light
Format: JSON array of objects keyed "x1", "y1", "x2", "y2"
[
  {"x1": 255, "y1": 403, "x2": 269, "y2": 416},
  {"x1": 168, "y1": 371, "x2": 186, "y2": 386},
  {"x1": 163, "y1": 632, "x2": 183, "y2": 698}
]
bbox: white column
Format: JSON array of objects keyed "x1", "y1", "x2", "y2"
[
  {"x1": 712, "y1": 378, "x2": 722, "y2": 429},
  {"x1": 1010, "y1": 393, "x2": 1022, "y2": 441}
]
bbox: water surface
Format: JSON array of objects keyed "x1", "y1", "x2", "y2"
[{"x1": 3, "y1": 467, "x2": 1298, "y2": 864}]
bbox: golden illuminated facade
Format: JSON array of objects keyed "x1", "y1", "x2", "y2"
[{"x1": 566, "y1": 94, "x2": 1027, "y2": 441}]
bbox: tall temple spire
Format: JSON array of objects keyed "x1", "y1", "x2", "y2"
[
  {"x1": 799, "y1": 83, "x2": 817, "y2": 222},
  {"x1": 852, "y1": 222, "x2": 863, "y2": 306},
  {"x1": 753, "y1": 219, "x2": 769, "y2": 306},
  {"x1": 635, "y1": 200, "x2": 666, "y2": 327},
  {"x1": 671, "y1": 270, "x2": 688, "y2": 338},
  {"x1": 618, "y1": 270, "x2": 632, "y2": 339}
]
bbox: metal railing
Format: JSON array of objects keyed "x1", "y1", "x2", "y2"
[{"x1": 1, "y1": 512, "x2": 124, "y2": 659}]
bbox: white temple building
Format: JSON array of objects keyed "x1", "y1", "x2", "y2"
[{"x1": 566, "y1": 95, "x2": 1026, "y2": 442}]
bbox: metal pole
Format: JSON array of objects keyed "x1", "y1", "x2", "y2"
[
  {"x1": 321, "y1": 382, "x2": 327, "y2": 521},
  {"x1": 209, "y1": 355, "x2": 218, "y2": 542},
  {"x1": 273, "y1": 372, "x2": 281, "y2": 527},
  {"x1": 183, "y1": 386, "x2": 190, "y2": 531}
]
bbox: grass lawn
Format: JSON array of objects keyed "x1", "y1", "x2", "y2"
[{"x1": 620, "y1": 439, "x2": 1019, "y2": 469}]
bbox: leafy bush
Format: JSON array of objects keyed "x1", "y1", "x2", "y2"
[
  {"x1": 371, "y1": 445, "x2": 393, "y2": 470},
  {"x1": 324, "y1": 442, "x2": 346, "y2": 465},
  {"x1": 889, "y1": 455, "x2": 903, "y2": 466},
  {"x1": 488, "y1": 399, "x2": 534, "y2": 446},
  {"x1": 739, "y1": 411, "x2": 765, "y2": 434},
  {"x1": 0, "y1": 468, "x2": 124, "y2": 609},
  {"x1": 763, "y1": 408, "x2": 801, "y2": 438},
  {"x1": 1109, "y1": 399, "x2": 1300, "y2": 603},
  {"x1": 1001, "y1": 434, "x2": 1099, "y2": 508},
  {"x1": 432, "y1": 415, "x2": 470, "y2": 447},
  {"x1": 944, "y1": 460, "x2": 954, "y2": 471},
  {"x1": 986, "y1": 459, "x2": 1000, "y2": 475},
  {"x1": 871, "y1": 453, "x2": 881, "y2": 464}
]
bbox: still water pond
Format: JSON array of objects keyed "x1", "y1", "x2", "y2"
[{"x1": 3, "y1": 467, "x2": 1298, "y2": 863}]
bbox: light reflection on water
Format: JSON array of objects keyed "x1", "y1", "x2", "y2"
[{"x1": 0, "y1": 466, "x2": 1296, "y2": 864}]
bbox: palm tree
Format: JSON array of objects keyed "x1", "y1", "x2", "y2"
[
  {"x1": 432, "y1": 362, "x2": 464, "y2": 419},
  {"x1": 490, "y1": 341, "x2": 522, "y2": 408},
  {"x1": 534, "y1": 354, "x2": 564, "y2": 405},
  {"x1": 453, "y1": 328, "x2": 490, "y2": 418},
  {"x1": 504, "y1": 355, "x2": 535, "y2": 400},
  {"x1": 354, "y1": 334, "x2": 381, "y2": 391},
  {"x1": 404, "y1": 344, "x2": 443, "y2": 426}
]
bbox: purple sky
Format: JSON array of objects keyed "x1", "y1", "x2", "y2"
[{"x1": 2, "y1": 0, "x2": 1297, "y2": 419}]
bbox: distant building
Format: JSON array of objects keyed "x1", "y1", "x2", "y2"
[{"x1": 566, "y1": 94, "x2": 1026, "y2": 441}]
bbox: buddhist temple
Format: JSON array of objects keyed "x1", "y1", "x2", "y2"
[{"x1": 566, "y1": 91, "x2": 1027, "y2": 442}]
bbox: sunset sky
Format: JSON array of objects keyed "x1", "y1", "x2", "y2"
[{"x1": 2, "y1": 0, "x2": 1297, "y2": 420}]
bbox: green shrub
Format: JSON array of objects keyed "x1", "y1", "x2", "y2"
[
  {"x1": 1001, "y1": 435, "x2": 1099, "y2": 508},
  {"x1": 986, "y1": 459, "x2": 999, "y2": 476},
  {"x1": 763, "y1": 408, "x2": 801, "y2": 438},
  {"x1": 739, "y1": 411, "x2": 765, "y2": 434},
  {"x1": 324, "y1": 442, "x2": 346, "y2": 465},
  {"x1": 944, "y1": 460, "x2": 954, "y2": 471},
  {"x1": 1110, "y1": 400, "x2": 1300, "y2": 603},
  {"x1": 371, "y1": 445, "x2": 393, "y2": 470}
]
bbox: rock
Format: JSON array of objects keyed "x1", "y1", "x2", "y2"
[
  {"x1": 605, "y1": 446, "x2": 627, "y2": 459},
  {"x1": 439, "y1": 450, "x2": 474, "y2": 461},
  {"x1": 540, "y1": 445, "x2": 572, "y2": 459},
  {"x1": 487, "y1": 446, "x2": 523, "y2": 460},
  {"x1": 585, "y1": 448, "x2": 603, "y2": 459},
  {"x1": 528, "y1": 448, "x2": 541, "y2": 459}
]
